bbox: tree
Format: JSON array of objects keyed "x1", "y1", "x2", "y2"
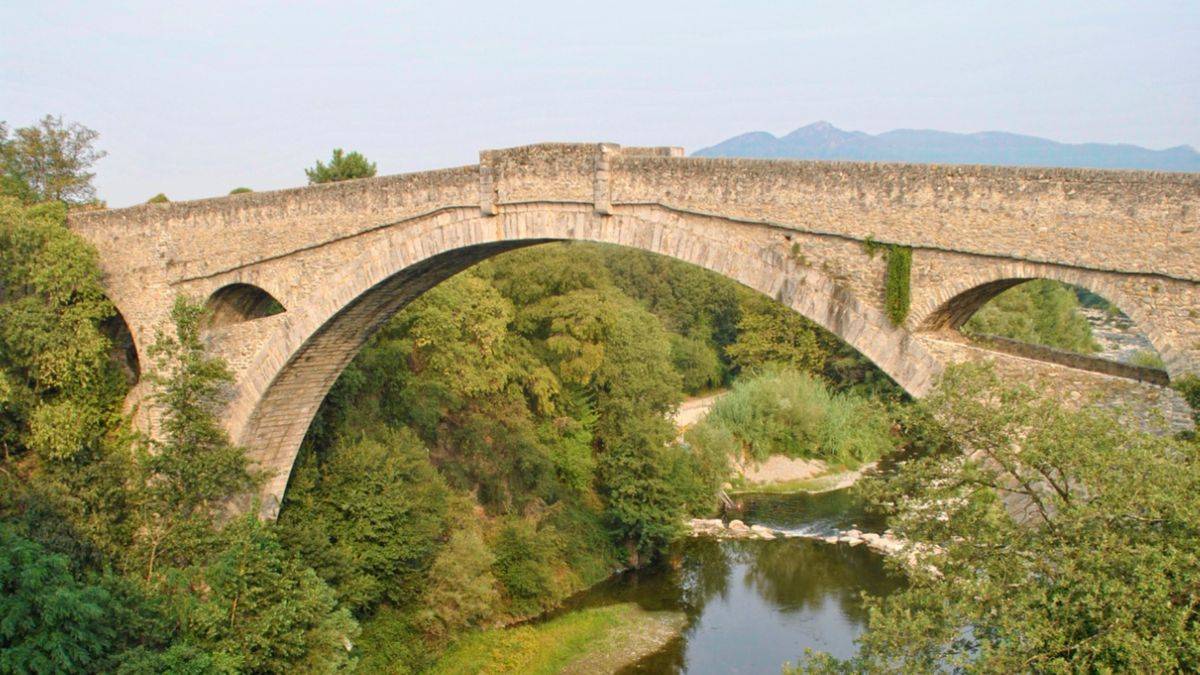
[
  {"x1": 305, "y1": 149, "x2": 376, "y2": 184},
  {"x1": 0, "y1": 198, "x2": 124, "y2": 466},
  {"x1": 0, "y1": 116, "x2": 105, "y2": 205},
  {"x1": 800, "y1": 364, "x2": 1200, "y2": 672},
  {"x1": 145, "y1": 193, "x2": 169, "y2": 204},
  {"x1": 133, "y1": 296, "x2": 255, "y2": 579},
  {"x1": 276, "y1": 427, "x2": 449, "y2": 614},
  {"x1": 165, "y1": 515, "x2": 358, "y2": 673},
  {"x1": 726, "y1": 295, "x2": 826, "y2": 375},
  {"x1": 0, "y1": 523, "x2": 117, "y2": 673},
  {"x1": 228, "y1": 187, "x2": 252, "y2": 195}
]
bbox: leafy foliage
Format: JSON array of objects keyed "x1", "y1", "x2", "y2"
[
  {"x1": 0, "y1": 199, "x2": 125, "y2": 464},
  {"x1": 132, "y1": 297, "x2": 256, "y2": 579},
  {"x1": 801, "y1": 364, "x2": 1200, "y2": 672},
  {"x1": 1174, "y1": 373, "x2": 1200, "y2": 426},
  {"x1": 305, "y1": 148, "x2": 377, "y2": 184},
  {"x1": 277, "y1": 427, "x2": 449, "y2": 614},
  {"x1": 162, "y1": 515, "x2": 358, "y2": 673},
  {"x1": 883, "y1": 245, "x2": 911, "y2": 325},
  {"x1": 0, "y1": 524, "x2": 117, "y2": 673},
  {"x1": 726, "y1": 295, "x2": 826, "y2": 375},
  {"x1": 690, "y1": 367, "x2": 893, "y2": 468},
  {"x1": 0, "y1": 116, "x2": 105, "y2": 205}
]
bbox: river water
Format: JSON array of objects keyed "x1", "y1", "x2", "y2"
[{"x1": 552, "y1": 489, "x2": 904, "y2": 673}]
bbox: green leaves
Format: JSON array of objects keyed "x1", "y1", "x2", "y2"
[
  {"x1": 0, "y1": 523, "x2": 117, "y2": 673},
  {"x1": 276, "y1": 427, "x2": 449, "y2": 614},
  {"x1": 884, "y1": 245, "x2": 911, "y2": 326},
  {"x1": 305, "y1": 149, "x2": 377, "y2": 184},
  {"x1": 0, "y1": 198, "x2": 124, "y2": 467},
  {"x1": 142, "y1": 297, "x2": 253, "y2": 527},
  {"x1": 0, "y1": 116, "x2": 105, "y2": 205},
  {"x1": 964, "y1": 279, "x2": 1100, "y2": 353},
  {"x1": 804, "y1": 363, "x2": 1200, "y2": 672},
  {"x1": 726, "y1": 294, "x2": 826, "y2": 375}
]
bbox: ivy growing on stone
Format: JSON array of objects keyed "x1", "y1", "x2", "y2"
[
  {"x1": 884, "y1": 245, "x2": 912, "y2": 325},
  {"x1": 861, "y1": 234, "x2": 885, "y2": 259}
]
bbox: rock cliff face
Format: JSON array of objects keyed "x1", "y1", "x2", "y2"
[{"x1": 695, "y1": 122, "x2": 1200, "y2": 172}]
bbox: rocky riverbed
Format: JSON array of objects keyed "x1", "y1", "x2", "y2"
[{"x1": 687, "y1": 517, "x2": 906, "y2": 555}]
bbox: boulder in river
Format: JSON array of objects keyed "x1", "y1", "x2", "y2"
[
  {"x1": 689, "y1": 518, "x2": 726, "y2": 536},
  {"x1": 750, "y1": 525, "x2": 776, "y2": 540}
]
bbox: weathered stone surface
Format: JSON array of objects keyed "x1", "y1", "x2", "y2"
[{"x1": 66, "y1": 143, "x2": 1200, "y2": 516}]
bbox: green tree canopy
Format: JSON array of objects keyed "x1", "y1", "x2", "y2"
[
  {"x1": 801, "y1": 364, "x2": 1200, "y2": 672},
  {"x1": 725, "y1": 295, "x2": 826, "y2": 375},
  {"x1": 0, "y1": 524, "x2": 117, "y2": 673},
  {"x1": 305, "y1": 148, "x2": 377, "y2": 184},
  {"x1": 0, "y1": 198, "x2": 125, "y2": 466},
  {"x1": 0, "y1": 116, "x2": 105, "y2": 205}
]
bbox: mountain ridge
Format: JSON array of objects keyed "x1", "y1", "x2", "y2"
[{"x1": 693, "y1": 122, "x2": 1200, "y2": 172}]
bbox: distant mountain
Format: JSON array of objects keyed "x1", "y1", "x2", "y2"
[{"x1": 693, "y1": 121, "x2": 1200, "y2": 172}]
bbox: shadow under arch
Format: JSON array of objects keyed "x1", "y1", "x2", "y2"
[
  {"x1": 204, "y1": 283, "x2": 286, "y2": 329},
  {"x1": 101, "y1": 306, "x2": 140, "y2": 386},
  {"x1": 226, "y1": 206, "x2": 944, "y2": 515}
]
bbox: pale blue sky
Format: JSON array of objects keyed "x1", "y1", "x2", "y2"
[{"x1": 3, "y1": 1, "x2": 1197, "y2": 206}]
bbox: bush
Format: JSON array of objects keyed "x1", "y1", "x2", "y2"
[
  {"x1": 491, "y1": 519, "x2": 559, "y2": 617},
  {"x1": 694, "y1": 367, "x2": 893, "y2": 468},
  {"x1": 1174, "y1": 374, "x2": 1200, "y2": 425},
  {"x1": 669, "y1": 333, "x2": 724, "y2": 394},
  {"x1": 419, "y1": 526, "x2": 499, "y2": 638}
]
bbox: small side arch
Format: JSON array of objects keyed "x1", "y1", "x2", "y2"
[
  {"x1": 204, "y1": 283, "x2": 286, "y2": 329},
  {"x1": 914, "y1": 263, "x2": 1175, "y2": 377},
  {"x1": 101, "y1": 306, "x2": 141, "y2": 386}
]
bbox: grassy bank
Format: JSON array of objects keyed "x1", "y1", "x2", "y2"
[{"x1": 428, "y1": 603, "x2": 686, "y2": 675}]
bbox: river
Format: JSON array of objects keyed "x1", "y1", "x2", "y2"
[{"x1": 546, "y1": 489, "x2": 904, "y2": 673}]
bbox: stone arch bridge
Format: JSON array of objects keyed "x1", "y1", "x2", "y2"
[{"x1": 69, "y1": 143, "x2": 1200, "y2": 516}]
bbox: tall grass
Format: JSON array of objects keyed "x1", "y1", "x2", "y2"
[{"x1": 690, "y1": 367, "x2": 893, "y2": 468}]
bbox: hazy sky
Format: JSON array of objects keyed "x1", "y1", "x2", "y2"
[{"x1": 3, "y1": 1, "x2": 1198, "y2": 207}]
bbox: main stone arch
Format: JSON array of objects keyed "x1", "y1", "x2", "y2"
[{"x1": 232, "y1": 205, "x2": 942, "y2": 514}]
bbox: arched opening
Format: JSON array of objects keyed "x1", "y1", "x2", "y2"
[
  {"x1": 267, "y1": 241, "x2": 910, "y2": 660},
  {"x1": 101, "y1": 307, "x2": 140, "y2": 386},
  {"x1": 221, "y1": 205, "x2": 948, "y2": 521},
  {"x1": 204, "y1": 283, "x2": 286, "y2": 329},
  {"x1": 928, "y1": 277, "x2": 1168, "y2": 380}
]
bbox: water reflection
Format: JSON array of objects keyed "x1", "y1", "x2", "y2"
[{"x1": 553, "y1": 489, "x2": 904, "y2": 673}]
